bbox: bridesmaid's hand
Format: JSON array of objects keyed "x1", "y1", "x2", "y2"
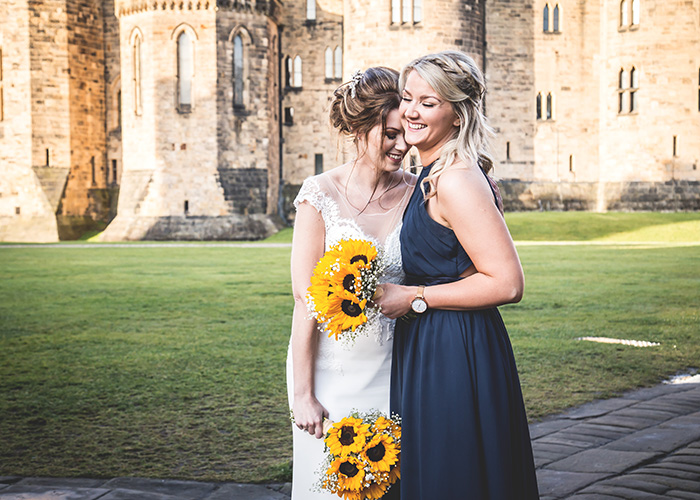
[
  {"x1": 293, "y1": 395, "x2": 329, "y2": 439},
  {"x1": 374, "y1": 283, "x2": 415, "y2": 319}
]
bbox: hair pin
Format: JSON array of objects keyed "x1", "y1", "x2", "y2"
[{"x1": 349, "y1": 70, "x2": 363, "y2": 98}]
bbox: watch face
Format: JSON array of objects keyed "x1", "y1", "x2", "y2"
[{"x1": 411, "y1": 298, "x2": 428, "y2": 314}]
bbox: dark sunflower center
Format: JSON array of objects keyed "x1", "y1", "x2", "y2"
[
  {"x1": 339, "y1": 425, "x2": 357, "y2": 445},
  {"x1": 339, "y1": 461, "x2": 359, "y2": 477},
  {"x1": 342, "y1": 274, "x2": 356, "y2": 293},
  {"x1": 350, "y1": 254, "x2": 368, "y2": 265},
  {"x1": 341, "y1": 300, "x2": 362, "y2": 317},
  {"x1": 366, "y1": 442, "x2": 386, "y2": 462}
]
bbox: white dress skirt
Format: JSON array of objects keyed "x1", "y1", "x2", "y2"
[{"x1": 286, "y1": 173, "x2": 412, "y2": 499}]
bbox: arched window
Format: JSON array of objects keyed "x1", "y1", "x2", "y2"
[
  {"x1": 306, "y1": 0, "x2": 316, "y2": 20},
  {"x1": 536, "y1": 92, "x2": 542, "y2": 120},
  {"x1": 402, "y1": 0, "x2": 411, "y2": 23},
  {"x1": 631, "y1": 0, "x2": 640, "y2": 25},
  {"x1": 546, "y1": 92, "x2": 553, "y2": 120},
  {"x1": 293, "y1": 56, "x2": 302, "y2": 88},
  {"x1": 133, "y1": 34, "x2": 143, "y2": 115},
  {"x1": 618, "y1": 68, "x2": 626, "y2": 113},
  {"x1": 553, "y1": 4, "x2": 560, "y2": 32},
  {"x1": 233, "y1": 35, "x2": 244, "y2": 108},
  {"x1": 391, "y1": 0, "x2": 400, "y2": 24},
  {"x1": 325, "y1": 47, "x2": 333, "y2": 79},
  {"x1": 629, "y1": 67, "x2": 638, "y2": 112},
  {"x1": 620, "y1": 0, "x2": 628, "y2": 27},
  {"x1": 543, "y1": 4, "x2": 550, "y2": 32},
  {"x1": 177, "y1": 31, "x2": 194, "y2": 112},
  {"x1": 284, "y1": 56, "x2": 292, "y2": 88},
  {"x1": 413, "y1": 0, "x2": 423, "y2": 23},
  {"x1": 334, "y1": 46, "x2": 342, "y2": 79},
  {"x1": 0, "y1": 47, "x2": 4, "y2": 122}
]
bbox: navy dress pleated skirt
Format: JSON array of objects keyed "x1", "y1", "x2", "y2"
[{"x1": 390, "y1": 165, "x2": 539, "y2": 499}]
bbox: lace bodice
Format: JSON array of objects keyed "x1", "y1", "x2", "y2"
[{"x1": 294, "y1": 173, "x2": 414, "y2": 365}]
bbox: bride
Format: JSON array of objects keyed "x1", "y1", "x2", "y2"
[{"x1": 286, "y1": 67, "x2": 416, "y2": 499}]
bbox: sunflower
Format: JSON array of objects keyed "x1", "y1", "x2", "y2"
[
  {"x1": 371, "y1": 416, "x2": 391, "y2": 434},
  {"x1": 388, "y1": 455, "x2": 401, "y2": 484},
  {"x1": 327, "y1": 455, "x2": 366, "y2": 493},
  {"x1": 324, "y1": 292, "x2": 368, "y2": 338},
  {"x1": 361, "y1": 433, "x2": 399, "y2": 472},
  {"x1": 364, "y1": 479, "x2": 391, "y2": 500},
  {"x1": 336, "y1": 239, "x2": 378, "y2": 268},
  {"x1": 325, "y1": 416, "x2": 371, "y2": 457}
]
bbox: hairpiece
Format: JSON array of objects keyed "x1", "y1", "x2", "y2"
[{"x1": 349, "y1": 70, "x2": 363, "y2": 98}]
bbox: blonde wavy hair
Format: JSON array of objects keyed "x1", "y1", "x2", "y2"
[{"x1": 399, "y1": 50, "x2": 494, "y2": 200}]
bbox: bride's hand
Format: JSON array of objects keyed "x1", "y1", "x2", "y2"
[
  {"x1": 374, "y1": 283, "x2": 415, "y2": 319},
  {"x1": 293, "y1": 395, "x2": 329, "y2": 439}
]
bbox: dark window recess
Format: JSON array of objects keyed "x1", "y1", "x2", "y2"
[{"x1": 315, "y1": 153, "x2": 323, "y2": 175}]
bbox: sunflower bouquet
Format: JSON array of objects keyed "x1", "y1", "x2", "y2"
[
  {"x1": 317, "y1": 410, "x2": 401, "y2": 500},
  {"x1": 307, "y1": 239, "x2": 385, "y2": 344}
]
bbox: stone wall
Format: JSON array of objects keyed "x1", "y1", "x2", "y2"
[
  {"x1": 598, "y1": 0, "x2": 700, "y2": 184},
  {"x1": 216, "y1": 9, "x2": 280, "y2": 215},
  {"x1": 500, "y1": 179, "x2": 700, "y2": 212},
  {"x1": 343, "y1": 0, "x2": 485, "y2": 76},
  {"x1": 486, "y1": 0, "x2": 537, "y2": 181},
  {"x1": 280, "y1": 0, "x2": 343, "y2": 184},
  {"x1": 58, "y1": 0, "x2": 111, "y2": 237},
  {"x1": 0, "y1": 1, "x2": 59, "y2": 241}
]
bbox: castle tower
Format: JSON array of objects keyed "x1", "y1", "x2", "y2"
[
  {"x1": 342, "y1": 0, "x2": 486, "y2": 78},
  {"x1": 0, "y1": 0, "x2": 111, "y2": 242},
  {"x1": 101, "y1": 0, "x2": 282, "y2": 241}
]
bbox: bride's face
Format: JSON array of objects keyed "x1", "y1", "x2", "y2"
[{"x1": 362, "y1": 108, "x2": 409, "y2": 172}]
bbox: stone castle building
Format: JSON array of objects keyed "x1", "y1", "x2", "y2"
[{"x1": 1, "y1": 0, "x2": 698, "y2": 241}]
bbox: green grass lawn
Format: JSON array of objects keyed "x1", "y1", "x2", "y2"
[{"x1": 1, "y1": 213, "x2": 699, "y2": 482}]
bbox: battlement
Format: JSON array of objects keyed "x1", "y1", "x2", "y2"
[{"x1": 115, "y1": 0, "x2": 277, "y2": 17}]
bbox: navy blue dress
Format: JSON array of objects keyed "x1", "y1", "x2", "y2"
[{"x1": 390, "y1": 165, "x2": 539, "y2": 499}]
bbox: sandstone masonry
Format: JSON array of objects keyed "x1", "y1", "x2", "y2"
[{"x1": 1, "y1": 0, "x2": 699, "y2": 241}]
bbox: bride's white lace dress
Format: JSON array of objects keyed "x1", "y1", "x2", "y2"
[{"x1": 286, "y1": 171, "x2": 414, "y2": 499}]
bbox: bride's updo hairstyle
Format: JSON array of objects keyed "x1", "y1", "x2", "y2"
[
  {"x1": 399, "y1": 51, "x2": 495, "y2": 201},
  {"x1": 329, "y1": 67, "x2": 401, "y2": 148}
]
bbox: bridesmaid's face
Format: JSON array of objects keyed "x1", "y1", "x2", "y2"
[
  {"x1": 365, "y1": 108, "x2": 409, "y2": 172},
  {"x1": 400, "y1": 70, "x2": 460, "y2": 153}
]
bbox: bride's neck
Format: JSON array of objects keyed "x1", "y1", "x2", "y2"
[{"x1": 348, "y1": 157, "x2": 393, "y2": 194}]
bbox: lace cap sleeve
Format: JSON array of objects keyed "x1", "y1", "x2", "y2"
[{"x1": 294, "y1": 176, "x2": 332, "y2": 214}]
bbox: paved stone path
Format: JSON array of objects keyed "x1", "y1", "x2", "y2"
[{"x1": 1, "y1": 381, "x2": 699, "y2": 499}]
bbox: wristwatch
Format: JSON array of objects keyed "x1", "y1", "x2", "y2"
[{"x1": 410, "y1": 285, "x2": 428, "y2": 314}]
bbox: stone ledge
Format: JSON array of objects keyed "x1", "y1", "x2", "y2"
[{"x1": 100, "y1": 214, "x2": 284, "y2": 241}]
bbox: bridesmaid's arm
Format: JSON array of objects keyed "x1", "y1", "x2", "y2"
[
  {"x1": 290, "y1": 201, "x2": 329, "y2": 439},
  {"x1": 377, "y1": 165, "x2": 523, "y2": 318}
]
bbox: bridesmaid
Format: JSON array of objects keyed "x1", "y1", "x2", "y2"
[{"x1": 376, "y1": 51, "x2": 540, "y2": 499}]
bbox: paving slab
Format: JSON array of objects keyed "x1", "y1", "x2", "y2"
[
  {"x1": 604, "y1": 427, "x2": 700, "y2": 454},
  {"x1": 102, "y1": 478, "x2": 217, "y2": 498},
  {"x1": 535, "y1": 469, "x2": 611, "y2": 498},
  {"x1": 566, "y1": 494, "x2": 622, "y2": 499},
  {"x1": 528, "y1": 418, "x2": 578, "y2": 440},
  {"x1": 595, "y1": 475, "x2": 670, "y2": 495},
  {"x1": 578, "y1": 483, "x2": 670, "y2": 499},
  {"x1": 623, "y1": 384, "x2": 698, "y2": 401},
  {"x1": 587, "y1": 413, "x2": 666, "y2": 430},
  {"x1": 560, "y1": 398, "x2": 636, "y2": 420},
  {"x1": 203, "y1": 484, "x2": 289, "y2": 500},
  {"x1": 667, "y1": 491, "x2": 700, "y2": 499},
  {"x1": 15, "y1": 479, "x2": 108, "y2": 489},
  {"x1": 546, "y1": 448, "x2": 660, "y2": 474},
  {"x1": 0, "y1": 485, "x2": 109, "y2": 500},
  {"x1": 98, "y1": 489, "x2": 185, "y2": 500},
  {"x1": 628, "y1": 471, "x2": 700, "y2": 491}
]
